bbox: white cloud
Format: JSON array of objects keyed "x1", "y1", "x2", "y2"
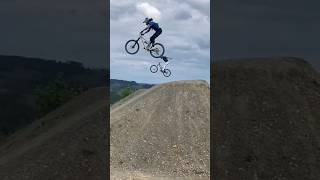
[{"x1": 136, "y1": 2, "x2": 161, "y2": 20}]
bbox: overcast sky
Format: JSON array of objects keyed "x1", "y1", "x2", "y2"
[
  {"x1": 214, "y1": 0, "x2": 320, "y2": 71},
  {"x1": 0, "y1": 0, "x2": 107, "y2": 68},
  {"x1": 110, "y1": 0, "x2": 210, "y2": 84},
  {"x1": 2, "y1": 0, "x2": 317, "y2": 80}
]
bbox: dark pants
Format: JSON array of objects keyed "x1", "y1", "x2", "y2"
[
  {"x1": 150, "y1": 28, "x2": 162, "y2": 45},
  {"x1": 161, "y1": 56, "x2": 168, "y2": 62}
]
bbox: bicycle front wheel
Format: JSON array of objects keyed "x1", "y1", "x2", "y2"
[
  {"x1": 150, "y1": 43, "x2": 165, "y2": 58},
  {"x1": 125, "y1": 40, "x2": 139, "y2": 54},
  {"x1": 150, "y1": 65, "x2": 158, "y2": 73}
]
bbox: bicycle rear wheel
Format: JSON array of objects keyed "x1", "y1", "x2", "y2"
[
  {"x1": 125, "y1": 40, "x2": 139, "y2": 54},
  {"x1": 163, "y1": 69, "x2": 171, "y2": 77},
  {"x1": 150, "y1": 43, "x2": 165, "y2": 58}
]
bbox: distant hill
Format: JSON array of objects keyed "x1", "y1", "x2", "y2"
[
  {"x1": 110, "y1": 79, "x2": 153, "y2": 104},
  {"x1": 0, "y1": 55, "x2": 107, "y2": 137},
  {"x1": 212, "y1": 57, "x2": 320, "y2": 180}
]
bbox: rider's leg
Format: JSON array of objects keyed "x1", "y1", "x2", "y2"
[
  {"x1": 149, "y1": 29, "x2": 162, "y2": 47},
  {"x1": 146, "y1": 34, "x2": 155, "y2": 49},
  {"x1": 161, "y1": 56, "x2": 169, "y2": 70},
  {"x1": 149, "y1": 35, "x2": 156, "y2": 48}
]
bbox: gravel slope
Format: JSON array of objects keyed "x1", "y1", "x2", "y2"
[{"x1": 111, "y1": 80, "x2": 210, "y2": 179}]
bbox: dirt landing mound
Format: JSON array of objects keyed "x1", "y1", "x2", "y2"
[
  {"x1": 212, "y1": 57, "x2": 320, "y2": 180},
  {"x1": 111, "y1": 80, "x2": 210, "y2": 178}
]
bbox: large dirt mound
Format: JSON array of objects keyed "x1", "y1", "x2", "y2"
[
  {"x1": 111, "y1": 80, "x2": 210, "y2": 178},
  {"x1": 0, "y1": 87, "x2": 108, "y2": 180},
  {"x1": 212, "y1": 57, "x2": 320, "y2": 180}
]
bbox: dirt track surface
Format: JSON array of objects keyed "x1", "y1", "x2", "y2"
[
  {"x1": 111, "y1": 80, "x2": 210, "y2": 179},
  {"x1": 212, "y1": 57, "x2": 320, "y2": 180},
  {"x1": 0, "y1": 87, "x2": 108, "y2": 180}
]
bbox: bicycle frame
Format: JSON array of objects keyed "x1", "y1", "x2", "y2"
[
  {"x1": 135, "y1": 35, "x2": 149, "y2": 49},
  {"x1": 157, "y1": 62, "x2": 170, "y2": 71},
  {"x1": 150, "y1": 61, "x2": 171, "y2": 77},
  {"x1": 129, "y1": 33, "x2": 163, "y2": 57}
]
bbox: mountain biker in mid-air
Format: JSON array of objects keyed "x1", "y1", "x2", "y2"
[{"x1": 140, "y1": 17, "x2": 162, "y2": 50}]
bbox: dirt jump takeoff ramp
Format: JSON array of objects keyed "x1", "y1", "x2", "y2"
[{"x1": 111, "y1": 80, "x2": 210, "y2": 179}]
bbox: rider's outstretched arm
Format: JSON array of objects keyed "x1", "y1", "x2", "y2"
[{"x1": 141, "y1": 27, "x2": 151, "y2": 34}]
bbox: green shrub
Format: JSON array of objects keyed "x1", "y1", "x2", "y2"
[
  {"x1": 120, "y1": 87, "x2": 135, "y2": 98},
  {"x1": 34, "y1": 74, "x2": 81, "y2": 117}
]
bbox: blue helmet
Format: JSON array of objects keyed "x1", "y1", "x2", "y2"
[{"x1": 143, "y1": 17, "x2": 153, "y2": 24}]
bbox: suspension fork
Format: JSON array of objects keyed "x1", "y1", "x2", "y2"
[{"x1": 130, "y1": 37, "x2": 140, "y2": 48}]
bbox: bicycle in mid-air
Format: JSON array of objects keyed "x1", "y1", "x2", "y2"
[
  {"x1": 125, "y1": 33, "x2": 165, "y2": 58},
  {"x1": 149, "y1": 56, "x2": 172, "y2": 77}
]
